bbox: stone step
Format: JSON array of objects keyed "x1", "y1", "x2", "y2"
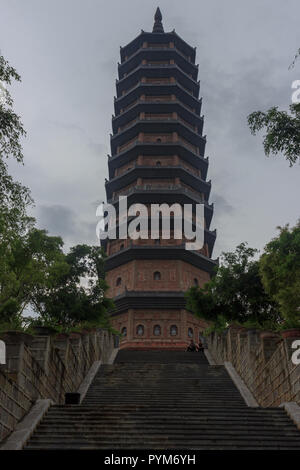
[
  {"x1": 45, "y1": 405, "x2": 289, "y2": 415},
  {"x1": 26, "y1": 435, "x2": 300, "y2": 446},
  {"x1": 42, "y1": 414, "x2": 292, "y2": 423},
  {"x1": 115, "y1": 351, "x2": 208, "y2": 364},
  {"x1": 24, "y1": 350, "x2": 300, "y2": 450},
  {"x1": 26, "y1": 444, "x2": 300, "y2": 450},
  {"x1": 35, "y1": 424, "x2": 299, "y2": 434},
  {"x1": 41, "y1": 411, "x2": 291, "y2": 420}
]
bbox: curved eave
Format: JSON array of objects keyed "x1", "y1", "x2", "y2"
[
  {"x1": 110, "y1": 291, "x2": 188, "y2": 314},
  {"x1": 107, "y1": 142, "x2": 209, "y2": 179},
  {"x1": 105, "y1": 166, "x2": 211, "y2": 199},
  {"x1": 105, "y1": 228, "x2": 216, "y2": 256},
  {"x1": 112, "y1": 101, "x2": 203, "y2": 134},
  {"x1": 120, "y1": 31, "x2": 196, "y2": 64},
  {"x1": 112, "y1": 140, "x2": 206, "y2": 163},
  {"x1": 104, "y1": 245, "x2": 218, "y2": 272},
  {"x1": 118, "y1": 49, "x2": 198, "y2": 81},
  {"x1": 114, "y1": 83, "x2": 200, "y2": 115},
  {"x1": 111, "y1": 120, "x2": 205, "y2": 153}
]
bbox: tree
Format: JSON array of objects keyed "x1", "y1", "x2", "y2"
[
  {"x1": 248, "y1": 104, "x2": 300, "y2": 167},
  {"x1": 31, "y1": 244, "x2": 114, "y2": 328},
  {"x1": 0, "y1": 55, "x2": 32, "y2": 228},
  {"x1": 259, "y1": 222, "x2": 300, "y2": 327},
  {"x1": 186, "y1": 243, "x2": 280, "y2": 329},
  {"x1": 0, "y1": 228, "x2": 67, "y2": 325},
  {"x1": 247, "y1": 47, "x2": 300, "y2": 167},
  {"x1": 0, "y1": 54, "x2": 37, "y2": 326}
]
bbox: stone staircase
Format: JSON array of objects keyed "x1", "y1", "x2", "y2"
[{"x1": 25, "y1": 350, "x2": 300, "y2": 450}]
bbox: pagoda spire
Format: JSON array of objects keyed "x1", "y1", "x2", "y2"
[{"x1": 152, "y1": 7, "x2": 164, "y2": 33}]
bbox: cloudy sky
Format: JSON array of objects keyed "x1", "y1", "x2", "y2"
[{"x1": 1, "y1": 0, "x2": 300, "y2": 258}]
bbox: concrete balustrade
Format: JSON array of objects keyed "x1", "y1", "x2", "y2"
[
  {"x1": 206, "y1": 326, "x2": 300, "y2": 407},
  {"x1": 0, "y1": 329, "x2": 117, "y2": 442}
]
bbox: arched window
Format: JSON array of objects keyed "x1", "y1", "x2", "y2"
[
  {"x1": 136, "y1": 325, "x2": 144, "y2": 336},
  {"x1": 188, "y1": 327, "x2": 193, "y2": 338},
  {"x1": 194, "y1": 278, "x2": 199, "y2": 286},
  {"x1": 116, "y1": 277, "x2": 122, "y2": 286},
  {"x1": 170, "y1": 325, "x2": 178, "y2": 336},
  {"x1": 153, "y1": 325, "x2": 161, "y2": 336},
  {"x1": 121, "y1": 327, "x2": 127, "y2": 337},
  {"x1": 153, "y1": 271, "x2": 161, "y2": 280}
]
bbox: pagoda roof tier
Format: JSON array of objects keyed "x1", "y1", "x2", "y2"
[
  {"x1": 105, "y1": 166, "x2": 211, "y2": 199},
  {"x1": 110, "y1": 291, "x2": 189, "y2": 315},
  {"x1": 120, "y1": 31, "x2": 196, "y2": 65},
  {"x1": 104, "y1": 244, "x2": 218, "y2": 271},
  {"x1": 107, "y1": 184, "x2": 211, "y2": 207},
  {"x1": 112, "y1": 100, "x2": 203, "y2": 134},
  {"x1": 118, "y1": 48, "x2": 198, "y2": 81},
  {"x1": 108, "y1": 142, "x2": 209, "y2": 179},
  {"x1": 116, "y1": 64, "x2": 200, "y2": 97},
  {"x1": 105, "y1": 190, "x2": 214, "y2": 228},
  {"x1": 114, "y1": 82, "x2": 201, "y2": 115},
  {"x1": 110, "y1": 120, "x2": 205, "y2": 154},
  {"x1": 111, "y1": 137, "x2": 206, "y2": 161}
]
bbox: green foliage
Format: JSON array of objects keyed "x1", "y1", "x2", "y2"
[
  {"x1": 0, "y1": 55, "x2": 26, "y2": 163},
  {"x1": 202, "y1": 315, "x2": 228, "y2": 335},
  {"x1": 259, "y1": 222, "x2": 300, "y2": 327},
  {"x1": 0, "y1": 55, "x2": 32, "y2": 232},
  {"x1": 0, "y1": 54, "x2": 36, "y2": 327},
  {"x1": 248, "y1": 45, "x2": 300, "y2": 166},
  {"x1": 30, "y1": 244, "x2": 114, "y2": 328},
  {"x1": 248, "y1": 103, "x2": 300, "y2": 167},
  {"x1": 186, "y1": 243, "x2": 281, "y2": 330},
  {"x1": 186, "y1": 283, "x2": 223, "y2": 323},
  {"x1": 0, "y1": 228, "x2": 66, "y2": 323}
]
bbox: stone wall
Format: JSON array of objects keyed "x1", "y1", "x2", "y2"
[
  {"x1": 0, "y1": 329, "x2": 117, "y2": 442},
  {"x1": 207, "y1": 326, "x2": 300, "y2": 407}
]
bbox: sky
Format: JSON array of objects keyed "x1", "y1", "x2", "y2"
[{"x1": 1, "y1": 0, "x2": 300, "y2": 259}]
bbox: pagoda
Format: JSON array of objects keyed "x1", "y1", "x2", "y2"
[{"x1": 103, "y1": 8, "x2": 217, "y2": 349}]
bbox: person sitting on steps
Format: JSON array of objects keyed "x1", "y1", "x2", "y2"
[
  {"x1": 186, "y1": 339, "x2": 197, "y2": 352},
  {"x1": 197, "y1": 340, "x2": 204, "y2": 353}
]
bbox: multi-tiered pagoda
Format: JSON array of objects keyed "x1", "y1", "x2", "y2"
[{"x1": 103, "y1": 8, "x2": 217, "y2": 349}]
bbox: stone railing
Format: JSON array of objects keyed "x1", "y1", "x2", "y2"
[
  {"x1": 206, "y1": 326, "x2": 300, "y2": 407},
  {"x1": 0, "y1": 329, "x2": 117, "y2": 442}
]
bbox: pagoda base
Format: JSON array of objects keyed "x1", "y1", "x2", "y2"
[{"x1": 110, "y1": 306, "x2": 208, "y2": 350}]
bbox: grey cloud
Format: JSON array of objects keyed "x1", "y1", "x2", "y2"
[
  {"x1": 37, "y1": 204, "x2": 100, "y2": 249},
  {"x1": 212, "y1": 195, "x2": 235, "y2": 215},
  {"x1": 38, "y1": 205, "x2": 76, "y2": 238}
]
